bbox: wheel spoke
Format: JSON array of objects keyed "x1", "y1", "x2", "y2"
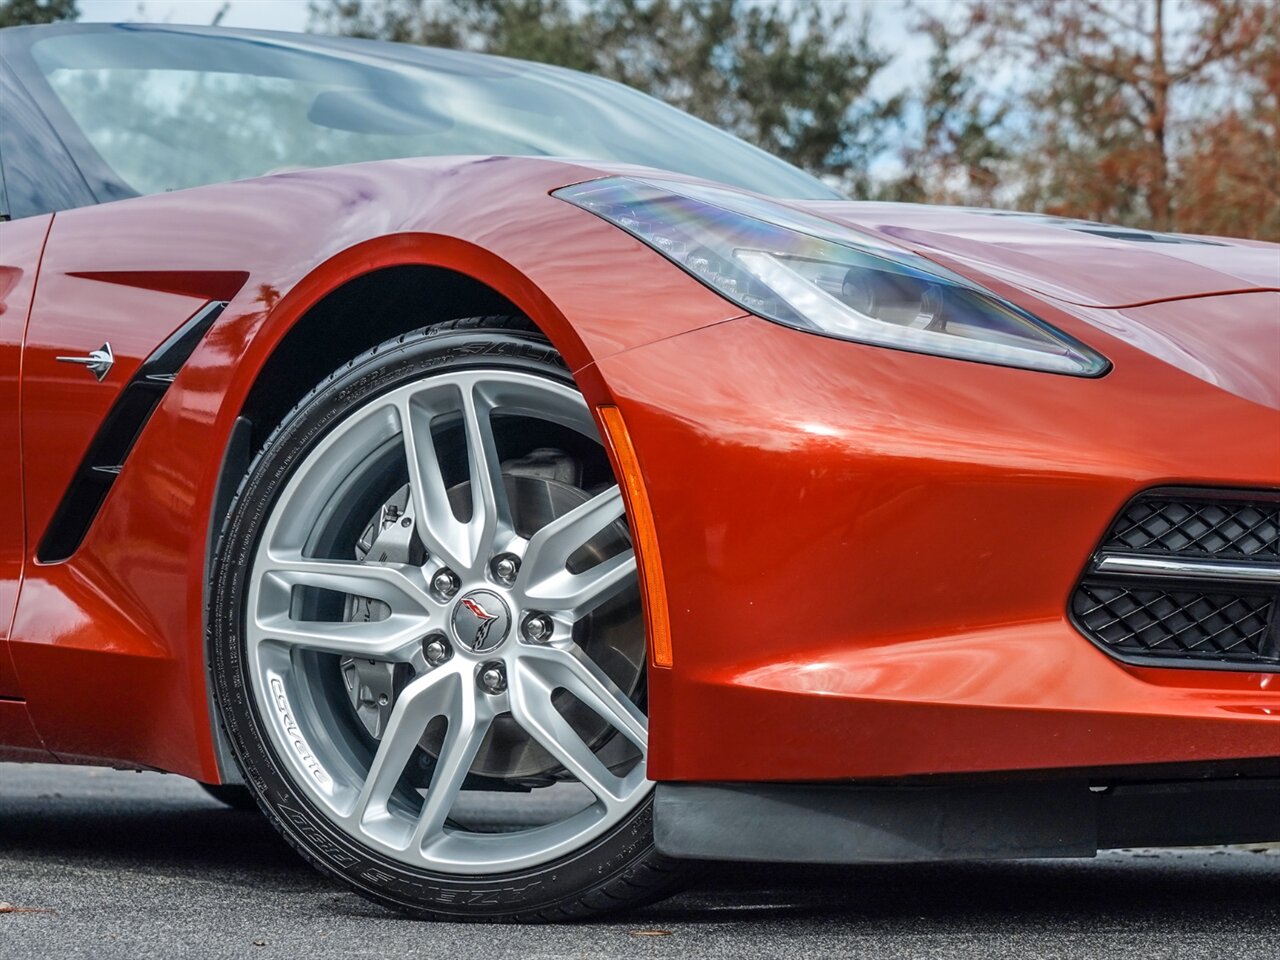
[
  {"x1": 461, "y1": 380, "x2": 515, "y2": 565},
  {"x1": 398, "y1": 380, "x2": 513, "y2": 576},
  {"x1": 520, "y1": 485, "x2": 635, "y2": 617},
  {"x1": 259, "y1": 556, "x2": 434, "y2": 611},
  {"x1": 399, "y1": 389, "x2": 474, "y2": 573},
  {"x1": 522, "y1": 486, "x2": 625, "y2": 583},
  {"x1": 412, "y1": 687, "x2": 494, "y2": 849},
  {"x1": 256, "y1": 614, "x2": 426, "y2": 660},
  {"x1": 523, "y1": 547, "x2": 637, "y2": 619},
  {"x1": 509, "y1": 662, "x2": 631, "y2": 809},
  {"x1": 353, "y1": 666, "x2": 465, "y2": 831},
  {"x1": 520, "y1": 644, "x2": 648, "y2": 750},
  {"x1": 254, "y1": 556, "x2": 434, "y2": 659}
]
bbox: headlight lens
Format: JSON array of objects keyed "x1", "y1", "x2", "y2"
[{"x1": 555, "y1": 177, "x2": 1109, "y2": 376}]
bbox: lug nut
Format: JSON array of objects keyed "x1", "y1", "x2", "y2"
[
  {"x1": 478, "y1": 662, "x2": 507, "y2": 694},
  {"x1": 432, "y1": 569, "x2": 460, "y2": 599},
  {"x1": 424, "y1": 637, "x2": 451, "y2": 665},
  {"x1": 522, "y1": 613, "x2": 554, "y2": 643},
  {"x1": 492, "y1": 554, "x2": 520, "y2": 584}
]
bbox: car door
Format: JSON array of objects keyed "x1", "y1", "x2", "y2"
[
  {"x1": 0, "y1": 206, "x2": 53, "y2": 700},
  {"x1": 0, "y1": 40, "x2": 105, "y2": 704},
  {"x1": 0, "y1": 42, "x2": 135, "y2": 710}
]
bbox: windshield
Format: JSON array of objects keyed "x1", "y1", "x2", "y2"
[{"x1": 23, "y1": 26, "x2": 839, "y2": 201}]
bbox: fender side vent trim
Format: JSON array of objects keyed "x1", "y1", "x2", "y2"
[{"x1": 37, "y1": 300, "x2": 228, "y2": 563}]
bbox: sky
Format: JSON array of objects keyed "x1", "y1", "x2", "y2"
[{"x1": 79, "y1": 0, "x2": 311, "y2": 31}]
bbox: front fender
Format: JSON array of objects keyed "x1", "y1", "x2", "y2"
[{"x1": 11, "y1": 155, "x2": 737, "y2": 777}]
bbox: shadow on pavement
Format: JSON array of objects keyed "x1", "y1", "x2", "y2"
[{"x1": 2, "y1": 779, "x2": 1277, "y2": 933}]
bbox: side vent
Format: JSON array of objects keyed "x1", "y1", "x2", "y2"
[{"x1": 37, "y1": 300, "x2": 228, "y2": 563}]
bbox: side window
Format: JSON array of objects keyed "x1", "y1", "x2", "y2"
[{"x1": 0, "y1": 59, "x2": 97, "y2": 219}]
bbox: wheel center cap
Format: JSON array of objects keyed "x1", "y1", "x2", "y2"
[{"x1": 451, "y1": 589, "x2": 512, "y2": 653}]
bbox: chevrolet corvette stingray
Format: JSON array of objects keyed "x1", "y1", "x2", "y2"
[{"x1": 0, "y1": 22, "x2": 1277, "y2": 922}]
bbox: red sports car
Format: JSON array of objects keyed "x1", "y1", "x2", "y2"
[{"x1": 1, "y1": 22, "x2": 1277, "y2": 922}]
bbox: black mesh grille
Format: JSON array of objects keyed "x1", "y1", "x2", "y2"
[
  {"x1": 1072, "y1": 585, "x2": 1278, "y2": 665},
  {"x1": 1104, "y1": 496, "x2": 1279, "y2": 561},
  {"x1": 1072, "y1": 489, "x2": 1280, "y2": 670}
]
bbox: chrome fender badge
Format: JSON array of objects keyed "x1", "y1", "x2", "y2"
[{"x1": 56, "y1": 342, "x2": 114, "y2": 382}]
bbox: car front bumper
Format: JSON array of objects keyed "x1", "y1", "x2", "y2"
[{"x1": 593, "y1": 307, "x2": 1280, "y2": 783}]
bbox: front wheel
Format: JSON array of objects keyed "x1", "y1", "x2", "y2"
[{"x1": 208, "y1": 318, "x2": 683, "y2": 921}]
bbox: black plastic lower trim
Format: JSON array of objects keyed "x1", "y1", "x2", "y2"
[{"x1": 654, "y1": 777, "x2": 1280, "y2": 863}]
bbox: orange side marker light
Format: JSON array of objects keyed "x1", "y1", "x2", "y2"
[{"x1": 596, "y1": 405, "x2": 673, "y2": 668}]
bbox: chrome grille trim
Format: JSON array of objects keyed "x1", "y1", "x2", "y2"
[{"x1": 1095, "y1": 554, "x2": 1280, "y2": 585}]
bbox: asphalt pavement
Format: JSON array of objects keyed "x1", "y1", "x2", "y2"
[{"x1": 1, "y1": 762, "x2": 1277, "y2": 959}]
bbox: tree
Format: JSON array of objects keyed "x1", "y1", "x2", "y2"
[
  {"x1": 309, "y1": 0, "x2": 900, "y2": 194},
  {"x1": 0, "y1": 0, "x2": 78, "y2": 27},
  {"x1": 884, "y1": 13, "x2": 1009, "y2": 206},
  {"x1": 312, "y1": 0, "x2": 594, "y2": 68},
  {"x1": 1173, "y1": 1, "x2": 1280, "y2": 238},
  {"x1": 590, "y1": 0, "x2": 899, "y2": 194},
  {"x1": 952, "y1": 0, "x2": 1273, "y2": 233}
]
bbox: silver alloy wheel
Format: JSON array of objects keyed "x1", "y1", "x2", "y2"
[{"x1": 244, "y1": 369, "x2": 651, "y2": 875}]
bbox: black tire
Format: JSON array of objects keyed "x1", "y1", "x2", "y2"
[
  {"x1": 199, "y1": 782, "x2": 259, "y2": 811},
  {"x1": 208, "y1": 317, "x2": 684, "y2": 921}
]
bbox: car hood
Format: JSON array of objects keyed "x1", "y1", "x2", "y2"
[
  {"x1": 773, "y1": 199, "x2": 1279, "y2": 409},
  {"x1": 791, "y1": 201, "x2": 1280, "y2": 308}
]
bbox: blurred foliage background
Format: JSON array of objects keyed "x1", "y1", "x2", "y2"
[{"x1": 4, "y1": 0, "x2": 1278, "y2": 240}]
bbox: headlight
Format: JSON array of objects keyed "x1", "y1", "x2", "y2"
[{"x1": 555, "y1": 177, "x2": 1109, "y2": 377}]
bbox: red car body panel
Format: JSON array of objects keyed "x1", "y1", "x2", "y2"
[
  {"x1": 0, "y1": 214, "x2": 56, "y2": 762},
  {"x1": 0, "y1": 214, "x2": 51, "y2": 703},
  {"x1": 1, "y1": 155, "x2": 1277, "y2": 784}
]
